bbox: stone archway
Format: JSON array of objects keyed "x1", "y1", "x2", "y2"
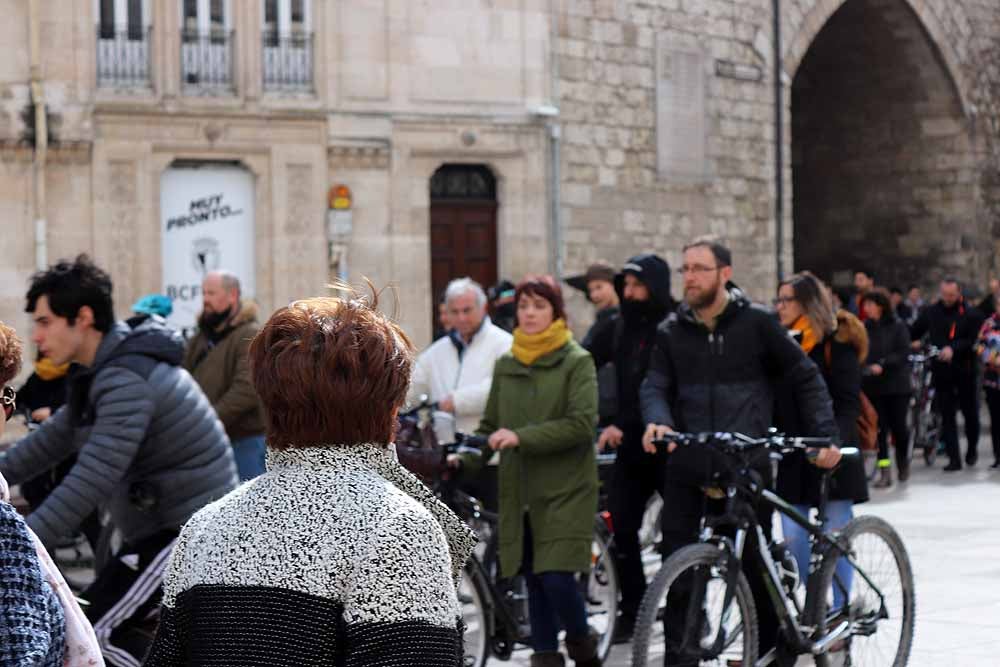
[{"x1": 789, "y1": 0, "x2": 979, "y2": 290}]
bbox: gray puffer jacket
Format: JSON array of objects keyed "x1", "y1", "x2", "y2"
[{"x1": 0, "y1": 319, "x2": 238, "y2": 548}]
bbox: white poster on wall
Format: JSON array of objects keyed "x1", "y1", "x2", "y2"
[{"x1": 160, "y1": 164, "x2": 256, "y2": 332}]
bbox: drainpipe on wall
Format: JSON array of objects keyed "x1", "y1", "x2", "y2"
[
  {"x1": 28, "y1": 0, "x2": 48, "y2": 271},
  {"x1": 772, "y1": 0, "x2": 784, "y2": 284},
  {"x1": 547, "y1": 0, "x2": 562, "y2": 281}
]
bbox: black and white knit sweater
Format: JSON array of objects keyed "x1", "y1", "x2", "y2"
[{"x1": 143, "y1": 443, "x2": 476, "y2": 666}]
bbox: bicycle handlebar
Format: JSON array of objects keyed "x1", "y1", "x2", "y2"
[{"x1": 651, "y1": 431, "x2": 835, "y2": 454}]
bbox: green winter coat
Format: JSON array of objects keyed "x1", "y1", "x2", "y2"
[{"x1": 468, "y1": 340, "x2": 598, "y2": 577}]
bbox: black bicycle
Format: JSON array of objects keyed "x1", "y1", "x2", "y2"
[
  {"x1": 396, "y1": 400, "x2": 620, "y2": 666},
  {"x1": 630, "y1": 431, "x2": 915, "y2": 667},
  {"x1": 907, "y1": 346, "x2": 941, "y2": 466}
]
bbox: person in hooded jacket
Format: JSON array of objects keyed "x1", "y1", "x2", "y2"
[
  {"x1": 584, "y1": 254, "x2": 674, "y2": 643},
  {"x1": 640, "y1": 238, "x2": 839, "y2": 665},
  {"x1": 568, "y1": 262, "x2": 620, "y2": 427},
  {"x1": 862, "y1": 288, "x2": 914, "y2": 486},
  {"x1": 773, "y1": 272, "x2": 869, "y2": 614},
  {"x1": 0, "y1": 255, "x2": 237, "y2": 667}
]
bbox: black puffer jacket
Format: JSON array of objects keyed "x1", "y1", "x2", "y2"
[
  {"x1": 640, "y1": 285, "x2": 838, "y2": 441},
  {"x1": 864, "y1": 314, "x2": 912, "y2": 397},
  {"x1": 582, "y1": 305, "x2": 619, "y2": 426},
  {"x1": 775, "y1": 331, "x2": 869, "y2": 506},
  {"x1": 586, "y1": 255, "x2": 675, "y2": 459}
]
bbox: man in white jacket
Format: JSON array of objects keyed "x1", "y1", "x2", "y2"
[{"x1": 408, "y1": 278, "x2": 513, "y2": 438}]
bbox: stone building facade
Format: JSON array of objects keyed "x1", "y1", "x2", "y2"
[{"x1": 0, "y1": 0, "x2": 998, "y2": 354}]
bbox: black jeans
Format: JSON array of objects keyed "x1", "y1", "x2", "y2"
[
  {"x1": 873, "y1": 394, "x2": 911, "y2": 471},
  {"x1": 607, "y1": 435, "x2": 667, "y2": 621},
  {"x1": 935, "y1": 370, "x2": 980, "y2": 464},
  {"x1": 985, "y1": 388, "x2": 1000, "y2": 463}
]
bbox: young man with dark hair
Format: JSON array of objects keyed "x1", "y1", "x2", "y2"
[
  {"x1": 640, "y1": 237, "x2": 839, "y2": 665},
  {"x1": 0, "y1": 255, "x2": 237, "y2": 666},
  {"x1": 851, "y1": 269, "x2": 876, "y2": 321},
  {"x1": 911, "y1": 277, "x2": 985, "y2": 470}
]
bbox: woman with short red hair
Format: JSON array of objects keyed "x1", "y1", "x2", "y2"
[
  {"x1": 144, "y1": 289, "x2": 476, "y2": 666},
  {"x1": 458, "y1": 277, "x2": 601, "y2": 667}
]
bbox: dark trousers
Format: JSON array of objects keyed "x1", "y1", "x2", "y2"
[
  {"x1": 607, "y1": 440, "x2": 667, "y2": 621},
  {"x1": 659, "y1": 449, "x2": 786, "y2": 666},
  {"x1": 873, "y1": 394, "x2": 911, "y2": 471},
  {"x1": 522, "y1": 518, "x2": 590, "y2": 653},
  {"x1": 986, "y1": 388, "x2": 1000, "y2": 463},
  {"x1": 84, "y1": 530, "x2": 178, "y2": 667},
  {"x1": 936, "y1": 371, "x2": 980, "y2": 465}
]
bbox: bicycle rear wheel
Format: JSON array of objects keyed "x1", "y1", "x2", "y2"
[
  {"x1": 806, "y1": 515, "x2": 915, "y2": 667},
  {"x1": 460, "y1": 560, "x2": 491, "y2": 667},
  {"x1": 631, "y1": 543, "x2": 758, "y2": 667}
]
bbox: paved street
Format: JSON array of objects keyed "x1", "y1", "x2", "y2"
[{"x1": 497, "y1": 450, "x2": 1000, "y2": 666}]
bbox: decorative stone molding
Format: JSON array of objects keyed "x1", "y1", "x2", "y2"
[{"x1": 327, "y1": 145, "x2": 390, "y2": 170}]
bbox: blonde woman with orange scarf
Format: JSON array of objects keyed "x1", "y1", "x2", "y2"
[
  {"x1": 773, "y1": 271, "x2": 870, "y2": 614},
  {"x1": 459, "y1": 277, "x2": 600, "y2": 667}
]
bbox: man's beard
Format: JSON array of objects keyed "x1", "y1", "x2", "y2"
[
  {"x1": 199, "y1": 306, "x2": 232, "y2": 331},
  {"x1": 685, "y1": 276, "x2": 723, "y2": 310}
]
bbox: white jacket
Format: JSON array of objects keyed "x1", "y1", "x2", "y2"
[{"x1": 408, "y1": 318, "x2": 513, "y2": 436}]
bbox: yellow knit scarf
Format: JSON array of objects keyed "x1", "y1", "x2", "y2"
[
  {"x1": 512, "y1": 319, "x2": 572, "y2": 366},
  {"x1": 791, "y1": 315, "x2": 819, "y2": 354},
  {"x1": 34, "y1": 356, "x2": 70, "y2": 381}
]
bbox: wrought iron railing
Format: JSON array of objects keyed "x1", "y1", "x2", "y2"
[
  {"x1": 262, "y1": 31, "x2": 314, "y2": 92},
  {"x1": 96, "y1": 28, "x2": 152, "y2": 88},
  {"x1": 181, "y1": 29, "x2": 234, "y2": 90}
]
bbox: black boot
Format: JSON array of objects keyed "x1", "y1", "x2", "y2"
[
  {"x1": 530, "y1": 651, "x2": 566, "y2": 667},
  {"x1": 611, "y1": 614, "x2": 635, "y2": 645},
  {"x1": 565, "y1": 631, "x2": 602, "y2": 667}
]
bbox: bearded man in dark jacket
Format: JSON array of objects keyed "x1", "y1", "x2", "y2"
[
  {"x1": 640, "y1": 237, "x2": 839, "y2": 665},
  {"x1": 585, "y1": 254, "x2": 675, "y2": 643}
]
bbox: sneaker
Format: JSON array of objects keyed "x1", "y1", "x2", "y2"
[
  {"x1": 943, "y1": 462, "x2": 962, "y2": 472},
  {"x1": 991, "y1": 461, "x2": 1000, "y2": 469},
  {"x1": 966, "y1": 451, "x2": 978, "y2": 467}
]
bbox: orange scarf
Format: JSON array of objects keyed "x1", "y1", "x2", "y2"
[{"x1": 791, "y1": 315, "x2": 819, "y2": 354}]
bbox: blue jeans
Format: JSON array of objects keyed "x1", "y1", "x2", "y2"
[
  {"x1": 782, "y1": 500, "x2": 854, "y2": 612},
  {"x1": 231, "y1": 434, "x2": 266, "y2": 481},
  {"x1": 522, "y1": 519, "x2": 590, "y2": 652}
]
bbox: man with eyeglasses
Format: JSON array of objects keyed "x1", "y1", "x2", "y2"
[{"x1": 640, "y1": 236, "x2": 838, "y2": 666}]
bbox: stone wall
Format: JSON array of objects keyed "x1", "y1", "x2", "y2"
[{"x1": 555, "y1": 0, "x2": 998, "y2": 328}]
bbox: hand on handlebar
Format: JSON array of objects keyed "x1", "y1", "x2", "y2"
[
  {"x1": 938, "y1": 346, "x2": 954, "y2": 363},
  {"x1": 642, "y1": 423, "x2": 675, "y2": 454},
  {"x1": 439, "y1": 395, "x2": 455, "y2": 413},
  {"x1": 597, "y1": 425, "x2": 624, "y2": 452},
  {"x1": 809, "y1": 445, "x2": 842, "y2": 469},
  {"x1": 446, "y1": 454, "x2": 463, "y2": 469},
  {"x1": 488, "y1": 428, "x2": 520, "y2": 450}
]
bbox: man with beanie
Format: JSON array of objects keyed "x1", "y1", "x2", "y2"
[
  {"x1": 183, "y1": 271, "x2": 266, "y2": 481},
  {"x1": 584, "y1": 254, "x2": 675, "y2": 643}
]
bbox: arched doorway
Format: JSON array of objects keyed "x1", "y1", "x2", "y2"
[
  {"x1": 791, "y1": 0, "x2": 974, "y2": 290},
  {"x1": 429, "y1": 164, "x2": 499, "y2": 330}
]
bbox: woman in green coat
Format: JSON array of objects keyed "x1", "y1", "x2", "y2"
[{"x1": 456, "y1": 276, "x2": 600, "y2": 667}]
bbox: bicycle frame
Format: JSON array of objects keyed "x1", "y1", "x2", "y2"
[{"x1": 690, "y1": 480, "x2": 891, "y2": 661}]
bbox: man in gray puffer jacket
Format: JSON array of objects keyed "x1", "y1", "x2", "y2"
[{"x1": 0, "y1": 255, "x2": 237, "y2": 667}]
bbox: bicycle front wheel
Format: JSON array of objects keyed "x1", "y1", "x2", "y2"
[
  {"x1": 807, "y1": 515, "x2": 915, "y2": 667},
  {"x1": 631, "y1": 543, "x2": 758, "y2": 667},
  {"x1": 589, "y1": 518, "x2": 619, "y2": 661}
]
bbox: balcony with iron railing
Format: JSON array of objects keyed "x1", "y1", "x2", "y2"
[
  {"x1": 96, "y1": 27, "x2": 152, "y2": 89},
  {"x1": 181, "y1": 28, "x2": 235, "y2": 92},
  {"x1": 262, "y1": 31, "x2": 314, "y2": 93}
]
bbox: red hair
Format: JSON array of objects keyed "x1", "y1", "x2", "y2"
[
  {"x1": 515, "y1": 275, "x2": 567, "y2": 323},
  {"x1": 248, "y1": 288, "x2": 414, "y2": 448}
]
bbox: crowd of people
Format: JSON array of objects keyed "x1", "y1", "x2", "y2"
[{"x1": 1, "y1": 241, "x2": 998, "y2": 666}]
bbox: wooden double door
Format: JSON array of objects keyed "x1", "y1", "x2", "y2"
[{"x1": 430, "y1": 200, "x2": 498, "y2": 330}]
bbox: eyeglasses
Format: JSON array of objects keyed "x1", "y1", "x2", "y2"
[
  {"x1": 2, "y1": 386, "x2": 15, "y2": 422},
  {"x1": 677, "y1": 265, "x2": 721, "y2": 275},
  {"x1": 772, "y1": 297, "x2": 797, "y2": 306}
]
